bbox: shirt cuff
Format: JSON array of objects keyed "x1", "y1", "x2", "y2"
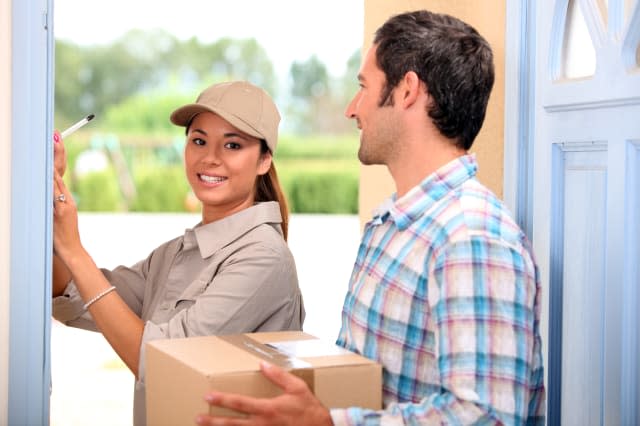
[
  {"x1": 330, "y1": 407, "x2": 368, "y2": 426},
  {"x1": 330, "y1": 408, "x2": 351, "y2": 426},
  {"x1": 137, "y1": 320, "x2": 172, "y2": 385},
  {"x1": 52, "y1": 282, "x2": 90, "y2": 324}
]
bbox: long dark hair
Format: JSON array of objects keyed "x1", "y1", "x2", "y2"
[{"x1": 255, "y1": 141, "x2": 289, "y2": 241}]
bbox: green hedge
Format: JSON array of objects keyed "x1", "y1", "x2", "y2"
[
  {"x1": 130, "y1": 166, "x2": 190, "y2": 212},
  {"x1": 285, "y1": 171, "x2": 358, "y2": 214},
  {"x1": 73, "y1": 168, "x2": 124, "y2": 211},
  {"x1": 276, "y1": 134, "x2": 358, "y2": 160}
]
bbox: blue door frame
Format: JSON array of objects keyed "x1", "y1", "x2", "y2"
[{"x1": 8, "y1": 0, "x2": 54, "y2": 424}]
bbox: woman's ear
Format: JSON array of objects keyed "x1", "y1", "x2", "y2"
[{"x1": 258, "y1": 151, "x2": 273, "y2": 175}]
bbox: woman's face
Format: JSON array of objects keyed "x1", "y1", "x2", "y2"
[{"x1": 184, "y1": 111, "x2": 272, "y2": 223}]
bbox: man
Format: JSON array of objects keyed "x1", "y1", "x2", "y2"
[{"x1": 196, "y1": 9, "x2": 545, "y2": 425}]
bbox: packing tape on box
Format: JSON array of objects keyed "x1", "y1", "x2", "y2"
[{"x1": 218, "y1": 334, "x2": 315, "y2": 391}]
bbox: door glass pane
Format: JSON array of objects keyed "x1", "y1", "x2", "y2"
[{"x1": 563, "y1": 0, "x2": 597, "y2": 79}]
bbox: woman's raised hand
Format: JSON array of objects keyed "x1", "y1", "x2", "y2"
[{"x1": 53, "y1": 130, "x2": 67, "y2": 177}]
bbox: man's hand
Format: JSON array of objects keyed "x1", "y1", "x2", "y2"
[{"x1": 195, "y1": 361, "x2": 333, "y2": 426}]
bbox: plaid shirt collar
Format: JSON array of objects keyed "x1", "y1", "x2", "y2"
[{"x1": 370, "y1": 153, "x2": 478, "y2": 231}]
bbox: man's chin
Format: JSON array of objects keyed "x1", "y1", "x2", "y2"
[{"x1": 358, "y1": 151, "x2": 381, "y2": 166}]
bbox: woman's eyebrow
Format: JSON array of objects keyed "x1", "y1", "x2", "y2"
[
  {"x1": 189, "y1": 129, "x2": 249, "y2": 140},
  {"x1": 222, "y1": 132, "x2": 248, "y2": 139},
  {"x1": 191, "y1": 128, "x2": 207, "y2": 136}
]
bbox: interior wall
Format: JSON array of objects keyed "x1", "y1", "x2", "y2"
[
  {"x1": 359, "y1": 0, "x2": 506, "y2": 225},
  {"x1": 0, "y1": 0, "x2": 12, "y2": 423}
]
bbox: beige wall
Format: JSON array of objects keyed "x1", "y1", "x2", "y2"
[
  {"x1": 0, "y1": 0, "x2": 11, "y2": 422},
  {"x1": 359, "y1": 0, "x2": 506, "y2": 225}
]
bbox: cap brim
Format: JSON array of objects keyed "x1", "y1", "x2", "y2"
[{"x1": 170, "y1": 104, "x2": 265, "y2": 142}]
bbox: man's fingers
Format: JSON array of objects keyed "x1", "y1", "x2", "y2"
[
  {"x1": 195, "y1": 412, "x2": 249, "y2": 426},
  {"x1": 260, "y1": 361, "x2": 309, "y2": 394},
  {"x1": 199, "y1": 364, "x2": 318, "y2": 426},
  {"x1": 207, "y1": 391, "x2": 279, "y2": 416}
]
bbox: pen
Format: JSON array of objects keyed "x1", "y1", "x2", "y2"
[{"x1": 60, "y1": 114, "x2": 95, "y2": 139}]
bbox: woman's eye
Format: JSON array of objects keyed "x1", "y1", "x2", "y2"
[
  {"x1": 225, "y1": 142, "x2": 241, "y2": 150},
  {"x1": 192, "y1": 138, "x2": 206, "y2": 146}
]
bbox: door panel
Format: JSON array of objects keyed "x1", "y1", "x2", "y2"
[
  {"x1": 553, "y1": 144, "x2": 607, "y2": 425},
  {"x1": 532, "y1": 0, "x2": 640, "y2": 424},
  {"x1": 622, "y1": 140, "x2": 640, "y2": 424}
]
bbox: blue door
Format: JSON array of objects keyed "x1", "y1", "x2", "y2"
[{"x1": 525, "y1": 1, "x2": 640, "y2": 424}]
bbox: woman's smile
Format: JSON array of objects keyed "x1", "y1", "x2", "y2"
[{"x1": 198, "y1": 173, "x2": 227, "y2": 185}]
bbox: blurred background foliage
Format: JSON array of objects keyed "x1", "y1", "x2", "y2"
[{"x1": 56, "y1": 30, "x2": 362, "y2": 214}]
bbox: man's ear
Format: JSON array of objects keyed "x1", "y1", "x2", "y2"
[{"x1": 400, "y1": 71, "x2": 422, "y2": 109}]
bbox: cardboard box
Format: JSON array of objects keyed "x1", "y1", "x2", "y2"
[{"x1": 146, "y1": 331, "x2": 382, "y2": 425}]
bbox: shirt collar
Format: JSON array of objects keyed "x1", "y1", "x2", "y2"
[
  {"x1": 184, "y1": 201, "x2": 283, "y2": 258},
  {"x1": 370, "y1": 153, "x2": 478, "y2": 231}
]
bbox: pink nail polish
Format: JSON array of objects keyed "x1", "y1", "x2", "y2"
[{"x1": 53, "y1": 133, "x2": 60, "y2": 143}]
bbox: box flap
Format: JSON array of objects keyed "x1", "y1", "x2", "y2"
[{"x1": 147, "y1": 336, "x2": 262, "y2": 375}]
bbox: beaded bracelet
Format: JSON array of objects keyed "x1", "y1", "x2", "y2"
[{"x1": 83, "y1": 286, "x2": 117, "y2": 310}]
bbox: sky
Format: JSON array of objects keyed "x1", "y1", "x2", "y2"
[{"x1": 53, "y1": 0, "x2": 365, "y2": 78}]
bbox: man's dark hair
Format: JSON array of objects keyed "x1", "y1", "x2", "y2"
[{"x1": 374, "y1": 10, "x2": 495, "y2": 150}]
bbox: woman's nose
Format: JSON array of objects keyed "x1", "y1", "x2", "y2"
[{"x1": 201, "y1": 146, "x2": 221, "y2": 164}]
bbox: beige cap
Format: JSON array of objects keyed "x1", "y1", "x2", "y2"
[{"x1": 170, "y1": 81, "x2": 281, "y2": 152}]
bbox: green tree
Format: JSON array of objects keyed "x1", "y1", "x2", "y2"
[
  {"x1": 55, "y1": 31, "x2": 277, "y2": 127},
  {"x1": 159, "y1": 36, "x2": 278, "y2": 96},
  {"x1": 339, "y1": 49, "x2": 362, "y2": 107},
  {"x1": 327, "y1": 48, "x2": 362, "y2": 134},
  {"x1": 55, "y1": 32, "x2": 166, "y2": 126},
  {"x1": 203, "y1": 38, "x2": 278, "y2": 95},
  {"x1": 290, "y1": 55, "x2": 329, "y2": 100},
  {"x1": 288, "y1": 55, "x2": 330, "y2": 134},
  {"x1": 287, "y1": 50, "x2": 361, "y2": 135}
]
